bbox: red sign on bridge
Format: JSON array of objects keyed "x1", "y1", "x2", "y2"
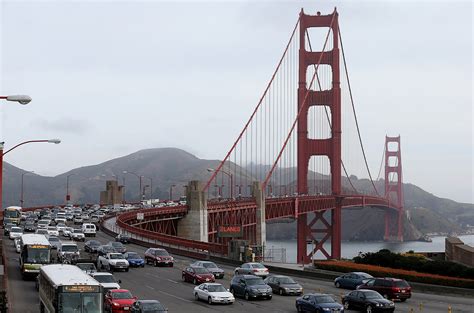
[{"x1": 217, "y1": 225, "x2": 243, "y2": 238}]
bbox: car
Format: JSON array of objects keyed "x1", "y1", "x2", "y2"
[
  {"x1": 46, "y1": 226, "x2": 59, "y2": 237},
  {"x1": 55, "y1": 218, "x2": 67, "y2": 225},
  {"x1": 124, "y1": 252, "x2": 145, "y2": 267},
  {"x1": 296, "y1": 293, "x2": 344, "y2": 312},
  {"x1": 356, "y1": 278, "x2": 411, "y2": 302},
  {"x1": 81, "y1": 213, "x2": 90, "y2": 221},
  {"x1": 57, "y1": 242, "x2": 80, "y2": 263},
  {"x1": 9, "y1": 226, "x2": 23, "y2": 239},
  {"x1": 84, "y1": 240, "x2": 101, "y2": 253},
  {"x1": 97, "y1": 252, "x2": 130, "y2": 272},
  {"x1": 193, "y1": 283, "x2": 235, "y2": 305},
  {"x1": 73, "y1": 216, "x2": 83, "y2": 224},
  {"x1": 47, "y1": 235, "x2": 62, "y2": 249},
  {"x1": 98, "y1": 245, "x2": 117, "y2": 256},
  {"x1": 182, "y1": 266, "x2": 215, "y2": 285},
  {"x1": 90, "y1": 272, "x2": 122, "y2": 294},
  {"x1": 55, "y1": 223, "x2": 67, "y2": 234},
  {"x1": 230, "y1": 275, "x2": 272, "y2": 300},
  {"x1": 191, "y1": 261, "x2": 224, "y2": 279},
  {"x1": 35, "y1": 229, "x2": 49, "y2": 236},
  {"x1": 115, "y1": 233, "x2": 130, "y2": 244},
  {"x1": 234, "y1": 262, "x2": 269, "y2": 277},
  {"x1": 14, "y1": 238, "x2": 21, "y2": 253},
  {"x1": 108, "y1": 241, "x2": 127, "y2": 254},
  {"x1": 76, "y1": 262, "x2": 97, "y2": 274},
  {"x1": 37, "y1": 219, "x2": 51, "y2": 229},
  {"x1": 71, "y1": 229, "x2": 85, "y2": 241},
  {"x1": 342, "y1": 289, "x2": 395, "y2": 312},
  {"x1": 264, "y1": 275, "x2": 303, "y2": 295},
  {"x1": 3, "y1": 223, "x2": 15, "y2": 236},
  {"x1": 24, "y1": 221, "x2": 36, "y2": 232},
  {"x1": 131, "y1": 300, "x2": 168, "y2": 313},
  {"x1": 144, "y1": 248, "x2": 174, "y2": 267},
  {"x1": 335, "y1": 272, "x2": 374, "y2": 289},
  {"x1": 82, "y1": 223, "x2": 96, "y2": 237},
  {"x1": 65, "y1": 213, "x2": 74, "y2": 221},
  {"x1": 104, "y1": 289, "x2": 137, "y2": 312}
]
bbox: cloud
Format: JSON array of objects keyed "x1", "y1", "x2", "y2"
[{"x1": 30, "y1": 117, "x2": 92, "y2": 135}]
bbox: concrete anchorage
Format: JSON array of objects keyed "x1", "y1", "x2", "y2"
[{"x1": 177, "y1": 180, "x2": 208, "y2": 242}]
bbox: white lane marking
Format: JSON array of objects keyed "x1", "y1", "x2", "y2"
[
  {"x1": 167, "y1": 279, "x2": 179, "y2": 284},
  {"x1": 158, "y1": 290, "x2": 192, "y2": 303},
  {"x1": 146, "y1": 285, "x2": 155, "y2": 290}
]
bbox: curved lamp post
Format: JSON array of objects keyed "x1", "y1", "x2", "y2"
[
  {"x1": 0, "y1": 139, "x2": 60, "y2": 208},
  {"x1": 0, "y1": 95, "x2": 32, "y2": 105},
  {"x1": 20, "y1": 171, "x2": 35, "y2": 207},
  {"x1": 123, "y1": 171, "x2": 142, "y2": 202}
]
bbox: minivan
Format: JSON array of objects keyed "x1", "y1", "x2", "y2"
[{"x1": 82, "y1": 223, "x2": 96, "y2": 237}]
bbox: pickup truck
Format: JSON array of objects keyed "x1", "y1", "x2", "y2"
[{"x1": 97, "y1": 253, "x2": 129, "y2": 272}]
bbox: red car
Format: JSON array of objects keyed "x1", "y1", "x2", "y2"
[
  {"x1": 144, "y1": 248, "x2": 174, "y2": 267},
  {"x1": 182, "y1": 266, "x2": 215, "y2": 285},
  {"x1": 356, "y1": 277, "x2": 412, "y2": 301},
  {"x1": 104, "y1": 289, "x2": 138, "y2": 313}
]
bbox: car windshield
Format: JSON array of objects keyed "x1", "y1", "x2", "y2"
[
  {"x1": 112, "y1": 291, "x2": 133, "y2": 299},
  {"x1": 37, "y1": 230, "x2": 48, "y2": 234},
  {"x1": 89, "y1": 241, "x2": 100, "y2": 246},
  {"x1": 194, "y1": 267, "x2": 210, "y2": 274},
  {"x1": 127, "y1": 253, "x2": 140, "y2": 259},
  {"x1": 153, "y1": 250, "x2": 169, "y2": 256},
  {"x1": 112, "y1": 242, "x2": 123, "y2": 248},
  {"x1": 358, "y1": 273, "x2": 373, "y2": 278},
  {"x1": 278, "y1": 277, "x2": 296, "y2": 284},
  {"x1": 62, "y1": 245, "x2": 78, "y2": 252},
  {"x1": 57, "y1": 223, "x2": 66, "y2": 227},
  {"x1": 208, "y1": 285, "x2": 227, "y2": 292},
  {"x1": 49, "y1": 237, "x2": 59, "y2": 242},
  {"x1": 142, "y1": 302, "x2": 166, "y2": 310},
  {"x1": 47, "y1": 227, "x2": 56, "y2": 230},
  {"x1": 77, "y1": 263, "x2": 96, "y2": 271},
  {"x1": 110, "y1": 254, "x2": 125, "y2": 259},
  {"x1": 251, "y1": 263, "x2": 265, "y2": 268},
  {"x1": 73, "y1": 230, "x2": 82, "y2": 233},
  {"x1": 94, "y1": 275, "x2": 116, "y2": 283},
  {"x1": 394, "y1": 280, "x2": 409, "y2": 287},
  {"x1": 365, "y1": 291, "x2": 384, "y2": 299},
  {"x1": 103, "y1": 246, "x2": 115, "y2": 252},
  {"x1": 202, "y1": 262, "x2": 217, "y2": 269},
  {"x1": 246, "y1": 278, "x2": 264, "y2": 286},
  {"x1": 315, "y1": 296, "x2": 335, "y2": 303},
  {"x1": 11, "y1": 227, "x2": 22, "y2": 232}
]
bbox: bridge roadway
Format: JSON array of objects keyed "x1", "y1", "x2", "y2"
[{"x1": 3, "y1": 231, "x2": 473, "y2": 313}]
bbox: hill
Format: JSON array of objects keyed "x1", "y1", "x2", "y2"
[{"x1": 2, "y1": 147, "x2": 472, "y2": 240}]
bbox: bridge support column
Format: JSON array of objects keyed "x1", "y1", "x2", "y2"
[
  {"x1": 252, "y1": 182, "x2": 266, "y2": 247},
  {"x1": 177, "y1": 181, "x2": 208, "y2": 242}
]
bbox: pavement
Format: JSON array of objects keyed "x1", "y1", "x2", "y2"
[{"x1": 2, "y1": 224, "x2": 474, "y2": 313}]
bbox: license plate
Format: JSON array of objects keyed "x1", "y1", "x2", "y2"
[
  {"x1": 401, "y1": 290, "x2": 406, "y2": 293},
  {"x1": 124, "y1": 307, "x2": 129, "y2": 310},
  {"x1": 206, "y1": 278, "x2": 209, "y2": 281},
  {"x1": 262, "y1": 293, "x2": 266, "y2": 295}
]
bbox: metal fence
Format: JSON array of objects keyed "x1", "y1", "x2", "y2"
[{"x1": 264, "y1": 247, "x2": 287, "y2": 263}]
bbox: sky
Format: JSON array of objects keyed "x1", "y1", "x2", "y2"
[{"x1": 0, "y1": 0, "x2": 472, "y2": 203}]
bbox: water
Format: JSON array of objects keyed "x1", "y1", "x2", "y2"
[{"x1": 266, "y1": 235, "x2": 474, "y2": 263}]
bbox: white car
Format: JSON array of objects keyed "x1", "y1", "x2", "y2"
[
  {"x1": 97, "y1": 253, "x2": 129, "y2": 272},
  {"x1": 57, "y1": 242, "x2": 80, "y2": 262},
  {"x1": 73, "y1": 216, "x2": 83, "y2": 224},
  {"x1": 62, "y1": 227, "x2": 73, "y2": 238},
  {"x1": 46, "y1": 226, "x2": 59, "y2": 237},
  {"x1": 56, "y1": 223, "x2": 67, "y2": 233},
  {"x1": 37, "y1": 220, "x2": 50, "y2": 229},
  {"x1": 89, "y1": 272, "x2": 121, "y2": 290},
  {"x1": 14, "y1": 238, "x2": 21, "y2": 253},
  {"x1": 194, "y1": 283, "x2": 235, "y2": 304},
  {"x1": 82, "y1": 223, "x2": 96, "y2": 237},
  {"x1": 55, "y1": 218, "x2": 67, "y2": 225},
  {"x1": 71, "y1": 229, "x2": 85, "y2": 241},
  {"x1": 234, "y1": 262, "x2": 269, "y2": 277},
  {"x1": 9, "y1": 227, "x2": 23, "y2": 240}
]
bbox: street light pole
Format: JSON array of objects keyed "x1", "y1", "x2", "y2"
[
  {"x1": 20, "y1": 171, "x2": 34, "y2": 207},
  {"x1": 143, "y1": 176, "x2": 153, "y2": 201},
  {"x1": 207, "y1": 168, "x2": 233, "y2": 199},
  {"x1": 123, "y1": 171, "x2": 142, "y2": 202},
  {"x1": 66, "y1": 173, "x2": 76, "y2": 203},
  {"x1": 169, "y1": 184, "x2": 176, "y2": 201},
  {"x1": 0, "y1": 139, "x2": 60, "y2": 209}
]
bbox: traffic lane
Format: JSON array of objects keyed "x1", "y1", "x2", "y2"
[
  {"x1": 2, "y1": 234, "x2": 38, "y2": 313},
  {"x1": 90, "y1": 231, "x2": 474, "y2": 313}
]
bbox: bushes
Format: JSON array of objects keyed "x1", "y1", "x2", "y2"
[
  {"x1": 315, "y1": 260, "x2": 474, "y2": 288},
  {"x1": 353, "y1": 249, "x2": 474, "y2": 279}
]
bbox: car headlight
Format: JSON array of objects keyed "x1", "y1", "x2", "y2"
[
  {"x1": 390, "y1": 302, "x2": 395, "y2": 306},
  {"x1": 376, "y1": 303, "x2": 382, "y2": 307},
  {"x1": 323, "y1": 309, "x2": 331, "y2": 312},
  {"x1": 284, "y1": 288, "x2": 290, "y2": 292}
]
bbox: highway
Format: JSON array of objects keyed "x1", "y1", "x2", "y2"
[{"x1": 3, "y1": 229, "x2": 473, "y2": 313}]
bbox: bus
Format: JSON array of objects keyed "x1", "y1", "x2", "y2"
[
  {"x1": 3, "y1": 206, "x2": 22, "y2": 225},
  {"x1": 19, "y1": 234, "x2": 51, "y2": 278},
  {"x1": 39, "y1": 264, "x2": 103, "y2": 313}
]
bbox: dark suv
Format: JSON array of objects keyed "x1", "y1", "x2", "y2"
[
  {"x1": 356, "y1": 278, "x2": 411, "y2": 301},
  {"x1": 144, "y1": 248, "x2": 174, "y2": 267},
  {"x1": 230, "y1": 275, "x2": 272, "y2": 300}
]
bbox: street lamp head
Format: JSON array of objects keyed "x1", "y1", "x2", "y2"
[
  {"x1": 122, "y1": 171, "x2": 128, "y2": 174},
  {"x1": 6, "y1": 95, "x2": 32, "y2": 105},
  {"x1": 207, "y1": 168, "x2": 215, "y2": 173},
  {"x1": 48, "y1": 139, "x2": 61, "y2": 144}
]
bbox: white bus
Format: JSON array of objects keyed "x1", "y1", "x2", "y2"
[
  {"x1": 38, "y1": 264, "x2": 103, "y2": 313},
  {"x1": 19, "y1": 234, "x2": 51, "y2": 278}
]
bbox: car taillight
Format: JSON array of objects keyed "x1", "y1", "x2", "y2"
[{"x1": 253, "y1": 269, "x2": 259, "y2": 272}]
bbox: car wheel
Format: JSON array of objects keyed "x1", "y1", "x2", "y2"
[
  {"x1": 234, "y1": 270, "x2": 239, "y2": 276},
  {"x1": 279, "y1": 288, "x2": 284, "y2": 296},
  {"x1": 296, "y1": 304, "x2": 303, "y2": 313},
  {"x1": 366, "y1": 305, "x2": 373, "y2": 313},
  {"x1": 230, "y1": 288, "x2": 234, "y2": 296},
  {"x1": 208, "y1": 297, "x2": 212, "y2": 304},
  {"x1": 267, "y1": 295, "x2": 272, "y2": 300},
  {"x1": 182, "y1": 275, "x2": 186, "y2": 282},
  {"x1": 400, "y1": 298, "x2": 407, "y2": 302},
  {"x1": 125, "y1": 268, "x2": 129, "y2": 272},
  {"x1": 335, "y1": 281, "x2": 341, "y2": 288},
  {"x1": 194, "y1": 293, "x2": 199, "y2": 301},
  {"x1": 193, "y1": 278, "x2": 197, "y2": 285},
  {"x1": 154, "y1": 260, "x2": 158, "y2": 267},
  {"x1": 343, "y1": 301, "x2": 351, "y2": 310},
  {"x1": 244, "y1": 291, "x2": 250, "y2": 300}
]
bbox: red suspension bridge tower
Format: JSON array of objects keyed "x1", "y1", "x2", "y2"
[
  {"x1": 296, "y1": 9, "x2": 342, "y2": 263},
  {"x1": 384, "y1": 135, "x2": 404, "y2": 241}
]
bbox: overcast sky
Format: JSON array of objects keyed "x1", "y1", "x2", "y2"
[{"x1": 0, "y1": 0, "x2": 472, "y2": 203}]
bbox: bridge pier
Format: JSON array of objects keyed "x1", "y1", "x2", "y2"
[
  {"x1": 252, "y1": 182, "x2": 266, "y2": 247},
  {"x1": 177, "y1": 181, "x2": 208, "y2": 242}
]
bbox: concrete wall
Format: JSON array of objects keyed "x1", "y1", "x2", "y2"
[
  {"x1": 177, "y1": 181, "x2": 208, "y2": 242},
  {"x1": 445, "y1": 237, "x2": 474, "y2": 267}
]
